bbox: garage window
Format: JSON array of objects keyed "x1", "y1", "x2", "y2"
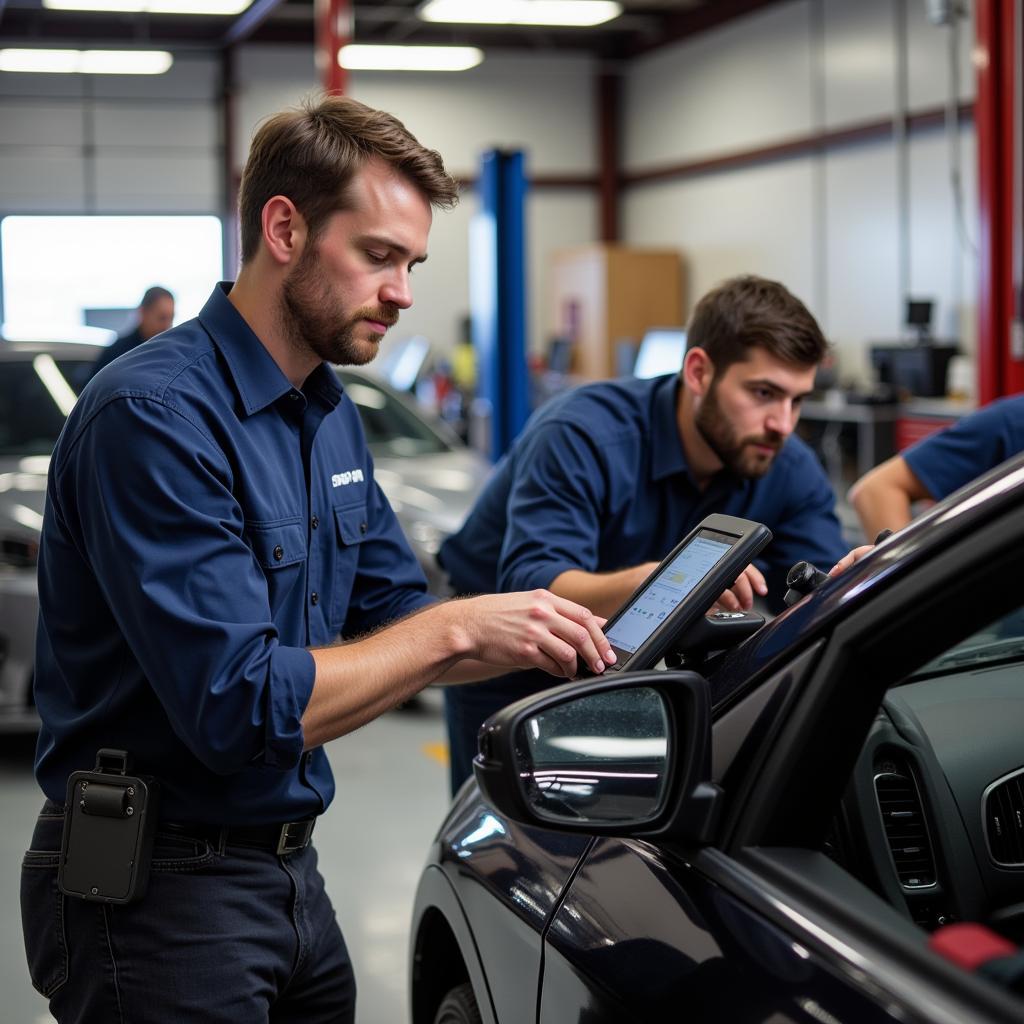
[{"x1": 0, "y1": 215, "x2": 223, "y2": 343}]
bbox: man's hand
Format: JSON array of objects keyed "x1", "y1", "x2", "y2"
[
  {"x1": 714, "y1": 563, "x2": 768, "y2": 612},
  {"x1": 448, "y1": 590, "x2": 615, "y2": 679},
  {"x1": 828, "y1": 545, "x2": 874, "y2": 577}
]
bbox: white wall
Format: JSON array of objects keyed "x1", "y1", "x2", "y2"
[{"x1": 621, "y1": 0, "x2": 979, "y2": 384}]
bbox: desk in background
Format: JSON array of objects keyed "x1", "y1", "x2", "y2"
[
  {"x1": 798, "y1": 393, "x2": 975, "y2": 493},
  {"x1": 798, "y1": 395, "x2": 901, "y2": 486},
  {"x1": 894, "y1": 397, "x2": 974, "y2": 450}
]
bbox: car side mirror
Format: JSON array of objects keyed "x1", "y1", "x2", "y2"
[{"x1": 472, "y1": 670, "x2": 722, "y2": 844}]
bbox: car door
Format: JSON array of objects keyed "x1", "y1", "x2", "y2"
[{"x1": 538, "y1": 498, "x2": 1024, "y2": 1024}]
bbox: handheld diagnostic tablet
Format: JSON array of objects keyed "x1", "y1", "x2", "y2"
[{"x1": 601, "y1": 513, "x2": 772, "y2": 673}]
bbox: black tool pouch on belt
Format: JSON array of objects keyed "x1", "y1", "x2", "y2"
[{"x1": 58, "y1": 749, "x2": 160, "y2": 904}]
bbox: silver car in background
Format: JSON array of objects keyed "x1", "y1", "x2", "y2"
[
  {"x1": 0, "y1": 345, "x2": 487, "y2": 732},
  {"x1": 334, "y1": 368, "x2": 489, "y2": 593},
  {"x1": 0, "y1": 343, "x2": 98, "y2": 732}
]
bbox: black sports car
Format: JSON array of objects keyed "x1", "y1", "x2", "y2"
[{"x1": 410, "y1": 452, "x2": 1024, "y2": 1024}]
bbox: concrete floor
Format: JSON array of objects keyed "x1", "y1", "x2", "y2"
[{"x1": 0, "y1": 691, "x2": 451, "y2": 1024}]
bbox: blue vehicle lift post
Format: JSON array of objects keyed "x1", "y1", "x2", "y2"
[{"x1": 469, "y1": 149, "x2": 530, "y2": 463}]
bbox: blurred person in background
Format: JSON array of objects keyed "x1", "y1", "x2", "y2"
[
  {"x1": 849, "y1": 394, "x2": 1024, "y2": 539},
  {"x1": 90, "y1": 285, "x2": 174, "y2": 377}
]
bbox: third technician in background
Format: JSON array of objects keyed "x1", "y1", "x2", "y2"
[
  {"x1": 848, "y1": 393, "x2": 1024, "y2": 539},
  {"x1": 439, "y1": 274, "x2": 849, "y2": 792},
  {"x1": 90, "y1": 285, "x2": 175, "y2": 378}
]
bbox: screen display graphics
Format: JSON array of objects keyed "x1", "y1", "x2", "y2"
[{"x1": 605, "y1": 531, "x2": 734, "y2": 655}]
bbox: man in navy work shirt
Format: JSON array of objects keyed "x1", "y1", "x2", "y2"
[
  {"x1": 22, "y1": 97, "x2": 612, "y2": 1024},
  {"x1": 439, "y1": 275, "x2": 848, "y2": 793},
  {"x1": 849, "y1": 393, "x2": 1024, "y2": 539}
]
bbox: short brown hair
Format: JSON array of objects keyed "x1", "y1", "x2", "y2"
[
  {"x1": 238, "y1": 95, "x2": 459, "y2": 264},
  {"x1": 687, "y1": 275, "x2": 827, "y2": 371}
]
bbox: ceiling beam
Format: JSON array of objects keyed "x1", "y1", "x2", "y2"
[{"x1": 223, "y1": 0, "x2": 286, "y2": 47}]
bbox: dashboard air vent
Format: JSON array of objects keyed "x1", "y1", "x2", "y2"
[
  {"x1": 874, "y1": 764, "x2": 936, "y2": 889},
  {"x1": 983, "y1": 768, "x2": 1024, "y2": 867}
]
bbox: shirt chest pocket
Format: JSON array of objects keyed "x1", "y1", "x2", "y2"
[
  {"x1": 330, "y1": 502, "x2": 368, "y2": 630},
  {"x1": 245, "y1": 519, "x2": 307, "y2": 613}
]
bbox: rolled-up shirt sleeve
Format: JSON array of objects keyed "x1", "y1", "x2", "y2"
[
  {"x1": 903, "y1": 396, "x2": 1024, "y2": 502},
  {"x1": 53, "y1": 395, "x2": 314, "y2": 774},
  {"x1": 497, "y1": 422, "x2": 608, "y2": 594}
]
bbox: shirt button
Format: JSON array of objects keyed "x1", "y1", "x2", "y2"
[
  {"x1": 359, "y1": 522, "x2": 368, "y2": 534},
  {"x1": 273, "y1": 545, "x2": 284, "y2": 561},
  {"x1": 310, "y1": 591, "x2": 319, "y2": 606},
  {"x1": 311, "y1": 515, "x2": 319, "y2": 530}
]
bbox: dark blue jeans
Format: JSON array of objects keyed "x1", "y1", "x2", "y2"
[{"x1": 21, "y1": 802, "x2": 355, "y2": 1023}]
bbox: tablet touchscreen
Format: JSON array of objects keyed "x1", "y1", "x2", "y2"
[{"x1": 605, "y1": 528, "x2": 736, "y2": 656}]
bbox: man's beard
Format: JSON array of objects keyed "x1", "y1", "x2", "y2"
[
  {"x1": 280, "y1": 246, "x2": 398, "y2": 366},
  {"x1": 695, "y1": 380, "x2": 783, "y2": 479}
]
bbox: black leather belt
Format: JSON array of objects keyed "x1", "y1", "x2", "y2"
[
  {"x1": 160, "y1": 818, "x2": 317, "y2": 855},
  {"x1": 40, "y1": 801, "x2": 315, "y2": 856}
]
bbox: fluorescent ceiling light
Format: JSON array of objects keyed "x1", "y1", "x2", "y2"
[
  {"x1": 44, "y1": 1, "x2": 252, "y2": 13},
  {"x1": 0, "y1": 48, "x2": 173, "y2": 74},
  {"x1": 419, "y1": 0, "x2": 622, "y2": 27},
  {"x1": 339, "y1": 44, "x2": 483, "y2": 72}
]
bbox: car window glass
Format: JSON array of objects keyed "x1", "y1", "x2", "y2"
[
  {"x1": 338, "y1": 372, "x2": 450, "y2": 457},
  {"x1": 0, "y1": 358, "x2": 90, "y2": 455},
  {"x1": 908, "y1": 606, "x2": 1024, "y2": 680}
]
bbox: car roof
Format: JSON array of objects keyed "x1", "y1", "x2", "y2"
[{"x1": 0, "y1": 341, "x2": 102, "y2": 360}]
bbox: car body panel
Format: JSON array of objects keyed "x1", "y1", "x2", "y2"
[
  {"x1": 433, "y1": 790, "x2": 592, "y2": 1024},
  {"x1": 542, "y1": 838, "x2": 905, "y2": 1023}
]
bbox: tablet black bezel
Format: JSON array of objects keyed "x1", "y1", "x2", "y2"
[{"x1": 602, "y1": 513, "x2": 773, "y2": 672}]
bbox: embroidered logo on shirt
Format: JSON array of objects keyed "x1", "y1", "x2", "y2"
[{"x1": 332, "y1": 469, "x2": 365, "y2": 488}]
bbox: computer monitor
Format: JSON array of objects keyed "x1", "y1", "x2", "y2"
[
  {"x1": 905, "y1": 298, "x2": 934, "y2": 341},
  {"x1": 381, "y1": 335, "x2": 431, "y2": 392},
  {"x1": 633, "y1": 328, "x2": 687, "y2": 379},
  {"x1": 546, "y1": 337, "x2": 573, "y2": 375},
  {"x1": 84, "y1": 307, "x2": 135, "y2": 335},
  {"x1": 870, "y1": 342, "x2": 958, "y2": 398}
]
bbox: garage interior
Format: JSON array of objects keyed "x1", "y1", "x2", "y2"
[{"x1": 0, "y1": 0, "x2": 1021, "y2": 1021}]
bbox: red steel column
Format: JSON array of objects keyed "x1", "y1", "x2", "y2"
[
  {"x1": 975, "y1": 0, "x2": 1021, "y2": 401},
  {"x1": 316, "y1": 0, "x2": 351, "y2": 96}
]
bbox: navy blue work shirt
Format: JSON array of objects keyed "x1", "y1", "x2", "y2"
[
  {"x1": 904, "y1": 394, "x2": 1024, "y2": 501},
  {"x1": 439, "y1": 374, "x2": 847, "y2": 611},
  {"x1": 90, "y1": 325, "x2": 145, "y2": 379},
  {"x1": 34, "y1": 283, "x2": 432, "y2": 825}
]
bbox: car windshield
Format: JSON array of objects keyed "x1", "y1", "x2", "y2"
[
  {"x1": 339, "y1": 373, "x2": 450, "y2": 458},
  {"x1": 907, "y1": 606, "x2": 1024, "y2": 680},
  {"x1": 0, "y1": 358, "x2": 91, "y2": 456}
]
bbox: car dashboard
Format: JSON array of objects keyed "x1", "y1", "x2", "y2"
[{"x1": 836, "y1": 660, "x2": 1024, "y2": 941}]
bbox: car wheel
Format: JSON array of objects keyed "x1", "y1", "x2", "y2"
[{"x1": 433, "y1": 982, "x2": 482, "y2": 1024}]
